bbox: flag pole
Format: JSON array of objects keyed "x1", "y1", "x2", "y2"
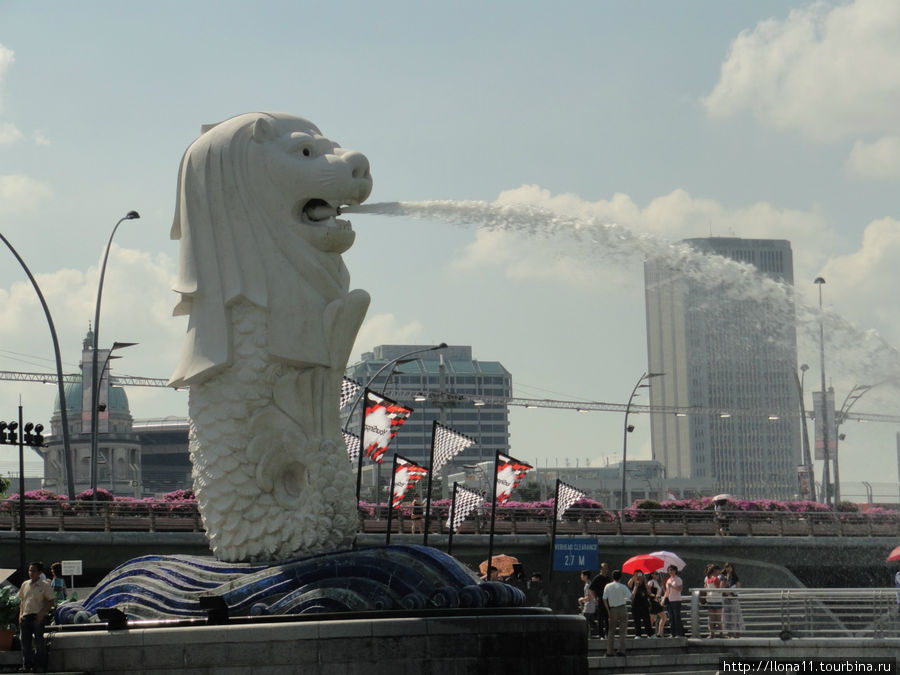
[
  {"x1": 355, "y1": 389, "x2": 369, "y2": 507},
  {"x1": 385, "y1": 454, "x2": 399, "y2": 546},
  {"x1": 423, "y1": 420, "x2": 438, "y2": 547},
  {"x1": 486, "y1": 450, "x2": 500, "y2": 580},
  {"x1": 547, "y1": 478, "x2": 562, "y2": 589},
  {"x1": 447, "y1": 482, "x2": 459, "y2": 556}
]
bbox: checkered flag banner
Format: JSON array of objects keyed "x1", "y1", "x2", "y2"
[
  {"x1": 556, "y1": 480, "x2": 587, "y2": 520},
  {"x1": 343, "y1": 432, "x2": 360, "y2": 462},
  {"x1": 340, "y1": 377, "x2": 361, "y2": 410},
  {"x1": 495, "y1": 453, "x2": 533, "y2": 504},
  {"x1": 446, "y1": 484, "x2": 484, "y2": 533},
  {"x1": 392, "y1": 456, "x2": 429, "y2": 509},
  {"x1": 432, "y1": 421, "x2": 476, "y2": 474}
]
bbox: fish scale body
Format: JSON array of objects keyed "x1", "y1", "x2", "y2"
[{"x1": 188, "y1": 301, "x2": 357, "y2": 562}]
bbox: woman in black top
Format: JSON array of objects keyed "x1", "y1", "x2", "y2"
[{"x1": 628, "y1": 569, "x2": 653, "y2": 638}]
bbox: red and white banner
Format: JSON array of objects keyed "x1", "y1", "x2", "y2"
[
  {"x1": 392, "y1": 456, "x2": 428, "y2": 509},
  {"x1": 361, "y1": 389, "x2": 413, "y2": 464},
  {"x1": 494, "y1": 453, "x2": 532, "y2": 504}
]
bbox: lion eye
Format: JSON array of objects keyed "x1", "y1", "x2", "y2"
[{"x1": 302, "y1": 147, "x2": 311, "y2": 157}]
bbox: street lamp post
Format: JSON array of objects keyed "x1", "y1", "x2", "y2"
[
  {"x1": 0, "y1": 406, "x2": 45, "y2": 576},
  {"x1": 814, "y1": 277, "x2": 832, "y2": 507},
  {"x1": 621, "y1": 371, "x2": 663, "y2": 510},
  {"x1": 0, "y1": 232, "x2": 75, "y2": 499},
  {"x1": 90, "y1": 211, "x2": 140, "y2": 498}
]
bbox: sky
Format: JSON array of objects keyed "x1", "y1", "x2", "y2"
[{"x1": 1, "y1": 0, "x2": 899, "y2": 499}]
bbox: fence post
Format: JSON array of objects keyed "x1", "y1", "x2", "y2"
[{"x1": 689, "y1": 589, "x2": 700, "y2": 638}]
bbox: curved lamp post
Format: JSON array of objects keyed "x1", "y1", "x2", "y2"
[
  {"x1": 349, "y1": 343, "x2": 447, "y2": 504},
  {"x1": 833, "y1": 376, "x2": 900, "y2": 504},
  {"x1": 343, "y1": 343, "x2": 448, "y2": 431},
  {"x1": 621, "y1": 371, "x2": 663, "y2": 510},
  {"x1": 89, "y1": 211, "x2": 140, "y2": 497},
  {"x1": 0, "y1": 232, "x2": 75, "y2": 499}
]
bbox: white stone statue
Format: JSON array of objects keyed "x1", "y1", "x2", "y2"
[{"x1": 168, "y1": 112, "x2": 372, "y2": 561}]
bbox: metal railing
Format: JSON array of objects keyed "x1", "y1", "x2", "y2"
[
  {"x1": 687, "y1": 587, "x2": 900, "y2": 639},
  {"x1": 0, "y1": 501, "x2": 898, "y2": 536},
  {"x1": 0, "y1": 499, "x2": 203, "y2": 533}
]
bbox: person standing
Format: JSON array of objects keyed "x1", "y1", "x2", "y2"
[
  {"x1": 49, "y1": 562, "x2": 66, "y2": 604},
  {"x1": 409, "y1": 494, "x2": 424, "y2": 534},
  {"x1": 578, "y1": 570, "x2": 598, "y2": 636},
  {"x1": 590, "y1": 562, "x2": 610, "y2": 638},
  {"x1": 663, "y1": 564, "x2": 685, "y2": 637},
  {"x1": 647, "y1": 570, "x2": 667, "y2": 637},
  {"x1": 704, "y1": 563, "x2": 724, "y2": 638},
  {"x1": 628, "y1": 570, "x2": 653, "y2": 638},
  {"x1": 602, "y1": 570, "x2": 631, "y2": 657},
  {"x1": 18, "y1": 561, "x2": 55, "y2": 673},
  {"x1": 720, "y1": 562, "x2": 744, "y2": 637}
]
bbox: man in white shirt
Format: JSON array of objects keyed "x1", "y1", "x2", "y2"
[
  {"x1": 602, "y1": 569, "x2": 631, "y2": 657},
  {"x1": 18, "y1": 561, "x2": 55, "y2": 673}
]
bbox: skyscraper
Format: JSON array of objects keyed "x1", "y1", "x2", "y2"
[{"x1": 644, "y1": 238, "x2": 801, "y2": 499}]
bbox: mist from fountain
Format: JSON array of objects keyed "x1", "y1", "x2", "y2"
[{"x1": 347, "y1": 199, "x2": 900, "y2": 410}]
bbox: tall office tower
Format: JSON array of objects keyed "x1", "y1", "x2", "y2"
[
  {"x1": 644, "y1": 238, "x2": 801, "y2": 499},
  {"x1": 343, "y1": 345, "x2": 511, "y2": 469}
]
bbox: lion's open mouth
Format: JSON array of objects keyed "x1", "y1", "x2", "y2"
[{"x1": 301, "y1": 199, "x2": 351, "y2": 230}]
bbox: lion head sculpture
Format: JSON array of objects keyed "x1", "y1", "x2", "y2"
[{"x1": 168, "y1": 112, "x2": 372, "y2": 387}]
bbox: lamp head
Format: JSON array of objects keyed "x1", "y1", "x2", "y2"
[
  {"x1": 814, "y1": 277, "x2": 825, "y2": 285},
  {"x1": 125, "y1": 211, "x2": 140, "y2": 220}
]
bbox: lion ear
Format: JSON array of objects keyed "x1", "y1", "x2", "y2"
[{"x1": 251, "y1": 117, "x2": 277, "y2": 143}]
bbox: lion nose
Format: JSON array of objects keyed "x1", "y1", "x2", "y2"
[{"x1": 336, "y1": 149, "x2": 373, "y2": 203}]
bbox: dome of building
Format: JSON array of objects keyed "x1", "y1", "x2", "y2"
[{"x1": 54, "y1": 381, "x2": 130, "y2": 415}]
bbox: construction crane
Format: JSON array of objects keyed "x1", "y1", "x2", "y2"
[{"x1": 1, "y1": 370, "x2": 898, "y2": 423}]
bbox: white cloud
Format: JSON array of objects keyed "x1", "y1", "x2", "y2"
[
  {"x1": 845, "y1": 135, "x2": 900, "y2": 180},
  {"x1": 351, "y1": 314, "x2": 423, "y2": 362},
  {"x1": 703, "y1": 0, "x2": 900, "y2": 143},
  {"x1": 0, "y1": 43, "x2": 13, "y2": 92},
  {"x1": 0, "y1": 246, "x2": 186, "y2": 432},
  {"x1": 0, "y1": 121, "x2": 23, "y2": 144},
  {"x1": 0, "y1": 174, "x2": 53, "y2": 213},
  {"x1": 818, "y1": 217, "x2": 900, "y2": 342},
  {"x1": 33, "y1": 131, "x2": 51, "y2": 147}
]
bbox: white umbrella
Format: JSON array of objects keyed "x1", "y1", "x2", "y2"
[
  {"x1": 712, "y1": 493, "x2": 733, "y2": 502},
  {"x1": 648, "y1": 550, "x2": 686, "y2": 571}
]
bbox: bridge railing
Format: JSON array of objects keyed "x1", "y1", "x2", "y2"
[
  {"x1": 0, "y1": 499, "x2": 203, "y2": 533},
  {"x1": 687, "y1": 587, "x2": 900, "y2": 639},
  {"x1": 1, "y1": 501, "x2": 898, "y2": 536},
  {"x1": 359, "y1": 507, "x2": 900, "y2": 537}
]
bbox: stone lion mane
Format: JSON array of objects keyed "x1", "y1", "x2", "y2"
[{"x1": 168, "y1": 112, "x2": 357, "y2": 387}]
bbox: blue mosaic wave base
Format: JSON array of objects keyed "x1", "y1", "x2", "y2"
[{"x1": 55, "y1": 545, "x2": 524, "y2": 624}]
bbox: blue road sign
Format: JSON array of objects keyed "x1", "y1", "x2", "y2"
[{"x1": 553, "y1": 537, "x2": 598, "y2": 571}]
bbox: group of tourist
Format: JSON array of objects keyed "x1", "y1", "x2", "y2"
[
  {"x1": 578, "y1": 562, "x2": 687, "y2": 657},
  {"x1": 577, "y1": 560, "x2": 745, "y2": 656}
]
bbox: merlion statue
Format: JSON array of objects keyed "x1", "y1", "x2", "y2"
[{"x1": 168, "y1": 112, "x2": 372, "y2": 562}]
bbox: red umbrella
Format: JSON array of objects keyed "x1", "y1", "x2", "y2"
[
  {"x1": 622, "y1": 554, "x2": 665, "y2": 576},
  {"x1": 887, "y1": 545, "x2": 900, "y2": 562}
]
